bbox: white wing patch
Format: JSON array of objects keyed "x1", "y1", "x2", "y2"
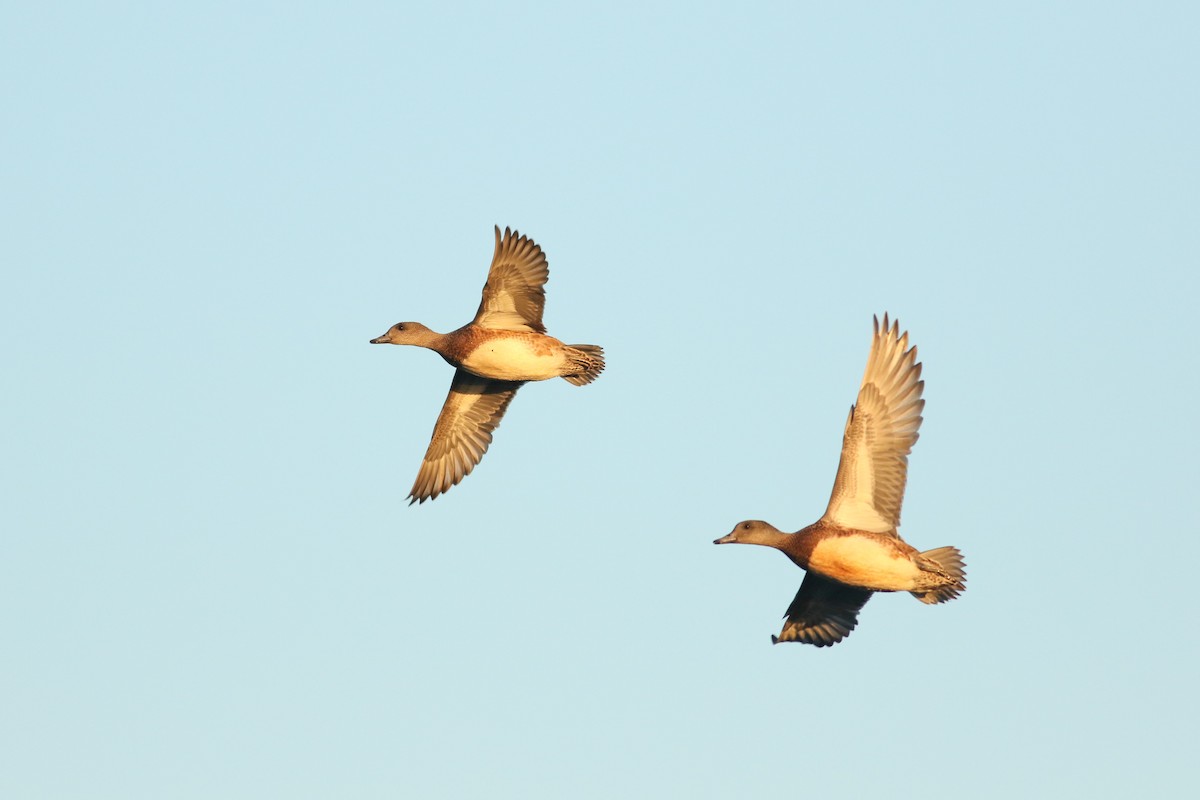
[{"x1": 830, "y1": 496, "x2": 893, "y2": 534}]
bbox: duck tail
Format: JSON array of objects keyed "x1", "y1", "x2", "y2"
[
  {"x1": 562, "y1": 344, "x2": 606, "y2": 386},
  {"x1": 910, "y1": 546, "x2": 966, "y2": 604}
]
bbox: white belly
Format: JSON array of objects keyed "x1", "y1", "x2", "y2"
[
  {"x1": 461, "y1": 338, "x2": 565, "y2": 381},
  {"x1": 808, "y1": 536, "x2": 922, "y2": 591}
]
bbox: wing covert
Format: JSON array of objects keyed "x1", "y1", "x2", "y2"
[
  {"x1": 773, "y1": 573, "x2": 873, "y2": 647},
  {"x1": 820, "y1": 314, "x2": 925, "y2": 535},
  {"x1": 408, "y1": 369, "x2": 523, "y2": 504},
  {"x1": 472, "y1": 226, "x2": 550, "y2": 332}
]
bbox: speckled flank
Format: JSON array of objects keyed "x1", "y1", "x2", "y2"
[
  {"x1": 806, "y1": 533, "x2": 923, "y2": 591},
  {"x1": 458, "y1": 330, "x2": 575, "y2": 381}
]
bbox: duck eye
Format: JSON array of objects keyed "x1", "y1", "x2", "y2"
[
  {"x1": 742, "y1": 522, "x2": 752, "y2": 530},
  {"x1": 395, "y1": 323, "x2": 405, "y2": 330}
]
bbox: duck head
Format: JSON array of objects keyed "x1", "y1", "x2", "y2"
[
  {"x1": 714, "y1": 520, "x2": 789, "y2": 547},
  {"x1": 370, "y1": 321, "x2": 437, "y2": 346}
]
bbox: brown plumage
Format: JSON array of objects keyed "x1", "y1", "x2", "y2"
[
  {"x1": 370, "y1": 226, "x2": 604, "y2": 504},
  {"x1": 714, "y1": 315, "x2": 965, "y2": 647}
]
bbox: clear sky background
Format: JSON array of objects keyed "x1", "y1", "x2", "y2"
[{"x1": 3, "y1": 2, "x2": 1197, "y2": 798}]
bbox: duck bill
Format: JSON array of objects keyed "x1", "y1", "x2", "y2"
[{"x1": 713, "y1": 532, "x2": 738, "y2": 545}]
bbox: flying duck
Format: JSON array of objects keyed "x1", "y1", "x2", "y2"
[
  {"x1": 714, "y1": 314, "x2": 964, "y2": 646},
  {"x1": 371, "y1": 226, "x2": 604, "y2": 504}
]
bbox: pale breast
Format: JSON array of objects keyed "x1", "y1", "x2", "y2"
[
  {"x1": 806, "y1": 534, "x2": 922, "y2": 592},
  {"x1": 460, "y1": 335, "x2": 567, "y2": 381}
]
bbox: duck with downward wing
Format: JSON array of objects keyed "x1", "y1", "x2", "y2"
[
  {"x1": 371, "y1": 226, "x2": 605, "y2": 504},
  {"x1": 714, "y1": 315, "x2": 964, "y2": 647}
]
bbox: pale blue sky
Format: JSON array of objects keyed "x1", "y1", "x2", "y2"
[{"x1": 3, "y1": 2, "x2": 1197, "y2": 798}]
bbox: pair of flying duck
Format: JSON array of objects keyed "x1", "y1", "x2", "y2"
[{"x1": 371, "y1": 226, "x2": 965, "y2": 647}]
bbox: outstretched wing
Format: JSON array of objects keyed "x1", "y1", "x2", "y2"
[
  {"x1": 773, "y1": 573, "x2": 873, "y2": 647},
  {"x1": 408, "y1": 369, "x2": 523, "y2": 504},
  {"x1": 820, "y1": 314, "x2": 925, "y2": 536},
  {"x1": 472, "y1": 226, "x2": 550, "y2": 332}
]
